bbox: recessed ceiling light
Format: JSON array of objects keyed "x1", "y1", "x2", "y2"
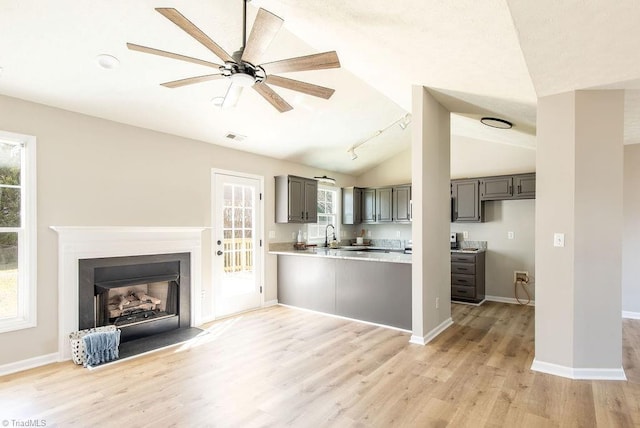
[
  {"x1": 480, "y1": 117, "x2": 513, "y2": 129},
  {"x1": 95, "y1": 54, "x2": 120, "y2": 70}
]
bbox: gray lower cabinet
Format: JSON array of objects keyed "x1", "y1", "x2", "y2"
[
  {"x1": 277, "y1": 256, "x2": 335, "y2": 313},
  {"x1": 451, "y1": 252, "x2": 485, "y2": 304},
  {"x1": 451, "y1": 179, "x2": 482, "y2": 222},
  {"x1": 277, "y1": 256, "x2": 412, "y2": 330}
]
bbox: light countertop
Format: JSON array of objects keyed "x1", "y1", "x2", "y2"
[{"x1": 269, "y1": 247, "x2": 411, "y2": 264}]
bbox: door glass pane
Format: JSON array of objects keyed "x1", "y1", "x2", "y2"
[{"x1": 0, "y1": 232, "x2": 18, "y2": 319}]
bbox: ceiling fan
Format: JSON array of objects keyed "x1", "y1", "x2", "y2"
[{"x1": 127, "y1": 1, "x2": 341, "y2": 113}]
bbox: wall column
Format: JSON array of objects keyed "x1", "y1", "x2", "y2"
[
  {"x1": 410, "y1": 86, "x2": 452, "y2": 344},
  {"x1": 533, "y1": 90, "x2": 625, "y2": 379}
]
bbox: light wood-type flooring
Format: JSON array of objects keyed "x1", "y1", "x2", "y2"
[{"x1": 1, "y1": 302, "x2": 639, "y2": 427}]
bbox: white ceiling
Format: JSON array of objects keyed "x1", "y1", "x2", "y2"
[{"x1": 0, "y1": 0, "x2": 638, "y2": 175}]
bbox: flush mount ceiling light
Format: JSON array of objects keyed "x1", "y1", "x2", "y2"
[
  {"x1": 95, "y1": 54, "x2": 120, "y2": 70},
  {"x1": 480, "y1": 117, "x2": 513, "y2": 129}
]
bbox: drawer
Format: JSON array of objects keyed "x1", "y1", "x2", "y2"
[
  {"x1": 451, "y1": 262, "x2": 476, "y2": 275},
  {"x1": 451, "y1": 253, "x2": 476, "y2": 263},
  {"x1": 451, "y1": 273, "x2": 475, "y2": 287},
  {"x1": 452, "y1": 285, "x2": 476, "y2": 299}
]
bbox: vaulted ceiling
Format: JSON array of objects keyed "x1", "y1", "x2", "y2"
[{"x1": 0, "y1": 0, "x2": 637, "y2": 174}]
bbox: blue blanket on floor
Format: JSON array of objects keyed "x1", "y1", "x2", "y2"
[{"x1": 83, "y1": 329, "x2": 121, "y2": 367}]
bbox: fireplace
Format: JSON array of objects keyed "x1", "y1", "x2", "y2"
[
  {"x1": 79, "y1": 253, "x2": 190, "y2": 344},
  {"x1": 52, "y1": 226, "x2": 204, "y2": 361}
]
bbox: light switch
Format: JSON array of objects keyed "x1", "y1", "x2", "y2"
[
  {"x1": 508, "y1": 231, "x2": 514, "y2": 240},
  {"x1": 554, "y1": 233, "x2": 565, "y2": 247}
]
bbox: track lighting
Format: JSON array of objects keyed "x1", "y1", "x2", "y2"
[{"x1": 346, "y1": 113, "x2": 410, "y2": 161}]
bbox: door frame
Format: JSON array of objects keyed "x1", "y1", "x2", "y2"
[{"x1": 211, "y1": 168, "x2": 265, "y2": 319}]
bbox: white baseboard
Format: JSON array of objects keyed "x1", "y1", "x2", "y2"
[
  {"x1": 622, "y1": 310, "x2": 640, "y2": 319},
  {"x1": 485, "y1": 295, "x2": 535, "y2": 306},
  {"x1": 0, "y1": 352, "x2": 59, "y2": 377},
  {"x1": 531, "y1": 358, "x2": 627, "y2": 380},
  {"x1": 263, "y1": 299, "x2": 278, "y2": 307},
  {"x1": 410, "y1": 317, "x2": 454, "y2": 346}
]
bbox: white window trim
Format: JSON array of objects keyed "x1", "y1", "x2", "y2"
[
  {"x1": 307, "y1": 185, "x2": 341, "y2": 245},
  {"x1": 0, "y1": 131, "x2": 37, "y2": 334}
]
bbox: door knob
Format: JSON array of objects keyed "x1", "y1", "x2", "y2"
[
  {"x1": 217, "y1": 240, "x2": 222, "y2": 245},
  {"x1": 216, "y1": 250, "x2": 223, "y2": 256}
]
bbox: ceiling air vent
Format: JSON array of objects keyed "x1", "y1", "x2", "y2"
[{"x1": 225, "y1": 133, "x2": 246, "y2": 142}]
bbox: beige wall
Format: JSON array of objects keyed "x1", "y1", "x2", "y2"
[
  {"x1": 451, "y1": 200, "x2": 536, "y2": 301},
  {"x1": 0, "y1": 94, "x2": 356, "y2": 365},
  {"x1": 535, "y1": 90, "x2": 623, "y2": 371},
  {"x1": 623, "y1": 144, "x2": 640, "y2": 314}
]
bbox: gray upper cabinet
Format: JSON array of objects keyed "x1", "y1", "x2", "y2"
[
  {"x1": 376, "y1": 187, "x2": 393, "y2": 222},
  {"x1": 480, "y1": 173, "x2": 536, "y2": 201},
  {"x1": 451, "y1": 179, "x2": 482, "y2": 222},
  {"x1": 362, "y1": 188, "x2": 376, "y2": 223},
  {"x1": 393, "y1": 185, "x2": 412, "y2": 222},
  {"x1": 342, "y1": 187, "x2": 363, "y2": 225},
  {"x1": 514, "y1": 173, "x2": 536, "y2": 199},
  {"x1": 275, "y1": 175, "x2": 318, "y2": 223},
  {"x1": 480, "y1": 176, "x2": 513, "y2": 200}
]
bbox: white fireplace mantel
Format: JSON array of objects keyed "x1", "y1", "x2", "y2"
[{"x1": 51, "y1": 226, "x2": 206, "y2": 361}]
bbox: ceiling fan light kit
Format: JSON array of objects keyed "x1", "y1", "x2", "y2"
[{"x1": 127, "y1": 1, "x2": 341, "y2": 113}]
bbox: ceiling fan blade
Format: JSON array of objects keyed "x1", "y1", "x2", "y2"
[
  {"x1": 155, "y1": 8, "x2": 234, "y2": 63},
  {"x1": 241, "y1": 8, "x2": 283, "y2": 66},
  {"x1": 266, "y1": 75, "x2": 335, "y2": 99},
  {"x1": 253, "y1": 83, "x2": 293, "y2": 113},
  {"x1": 161, "y1": 74, "x2": 225, "y2": 88},
  {"x1": 126, "y1": 43, "x2": 223, "y2": 69},
  {"x1": 261, "y1": 51, "x2": 340, "y2": 74}
]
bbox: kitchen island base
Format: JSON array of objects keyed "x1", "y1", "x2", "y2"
[{"x1": 277, "y1": 255, "x2": 411, "y2": 330}]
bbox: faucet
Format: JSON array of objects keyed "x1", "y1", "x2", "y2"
[{"x1": 325, "y1": 224, "x2": 336, "y2": 247}]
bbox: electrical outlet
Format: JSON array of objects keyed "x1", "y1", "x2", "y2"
[
  {"x1": 463, "y1": 231, "x2": 469, "y2": 239},
  {"x1": 292, "y1": 232, "x2": 296, "y2": 239},
  {"x1": 396, "y1": 231, "x2": 401, "y2": 238},
  {"x1": 367, "y1": 230, "x2": 372, "y2": 237},
  {"x1": 554, "y1": 233, "x2": 565, "y2": 247},
  {"x1": 435, "y1": 297, "x2": 440, "y2": 309},
  {"x1": 514, "y1": 271, "x2": 529, "y2": 282},
  {"x1": 508, "y1": 231, "x2": 514, "y2": 240},
  {"x1": 268, "y1": 230, "x2": 276, "y2": 239}
]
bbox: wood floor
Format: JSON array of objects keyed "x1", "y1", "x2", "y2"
[{"x1": 1, "y1": 302, "x2": 639, "y2": 427}]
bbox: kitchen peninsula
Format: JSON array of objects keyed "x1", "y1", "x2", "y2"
[{"x1": 271, "y1": 246, "x2": 411, "y2": 330}]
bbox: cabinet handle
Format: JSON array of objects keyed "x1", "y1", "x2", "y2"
[
  {"x1": 301, "y1": 211, "x2": 304, "y2": 220},
  {"x1": 518, "y1": 185, "x2": 521, "y2": 194},
  {"x1": 508, "y1": 185, "x2": 512, "y2": 194}
]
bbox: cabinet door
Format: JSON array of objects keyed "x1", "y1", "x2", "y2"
[
  {"x1": 452, "y1": 179, "x2": 481, "y2": 222},
  {"x1": 362, "y1": 188, "x2": 376, "y2": 223},
  {"x1": 342, "y1": 187, "x2": 363, "y2": 224},
  {"x1": 303, "y1": 179, "x2": 318, "y2": 223},
  {"x1": 514, "y1": 174, "x2": 535, "y2": 199},
  {"x1": 393, "y1": 186, "x2": 411, "y2": 222},
  {"x1": 480, "y1": 176, "x2": 513, "y2": 200},
  {"x1": 288, "y1": 176, "x2": 304, "y2": 222},
  {"x1": 376, "y1": 187, "x2": 393, "y2": 222}
]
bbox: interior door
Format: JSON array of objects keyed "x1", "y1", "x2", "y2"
[{"x1": 212, "y1": 171, "x2": 263, "y2": 318}]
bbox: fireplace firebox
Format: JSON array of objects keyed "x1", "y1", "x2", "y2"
[{"x1": 79, "y1": 253, "x2": 191, "y2": 343}]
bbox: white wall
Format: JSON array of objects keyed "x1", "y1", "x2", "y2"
[
  {"x1": 623, "y1": 144, "x2": 640, "y2": 316},
  {"x1": 0, "y1": 94, "x2": 356, "y2": 365}
]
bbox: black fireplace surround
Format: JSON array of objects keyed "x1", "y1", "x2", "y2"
[{"x1": 78, "y1": 253, "x2": 191, "y2": 343}]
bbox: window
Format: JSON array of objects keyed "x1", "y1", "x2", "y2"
[
  {"x1": 308, "y1": 186, "x2": 339, "y2": 243},
  {"x1": 0, "y1": 131, "x2": 36, "y2": 333}
]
